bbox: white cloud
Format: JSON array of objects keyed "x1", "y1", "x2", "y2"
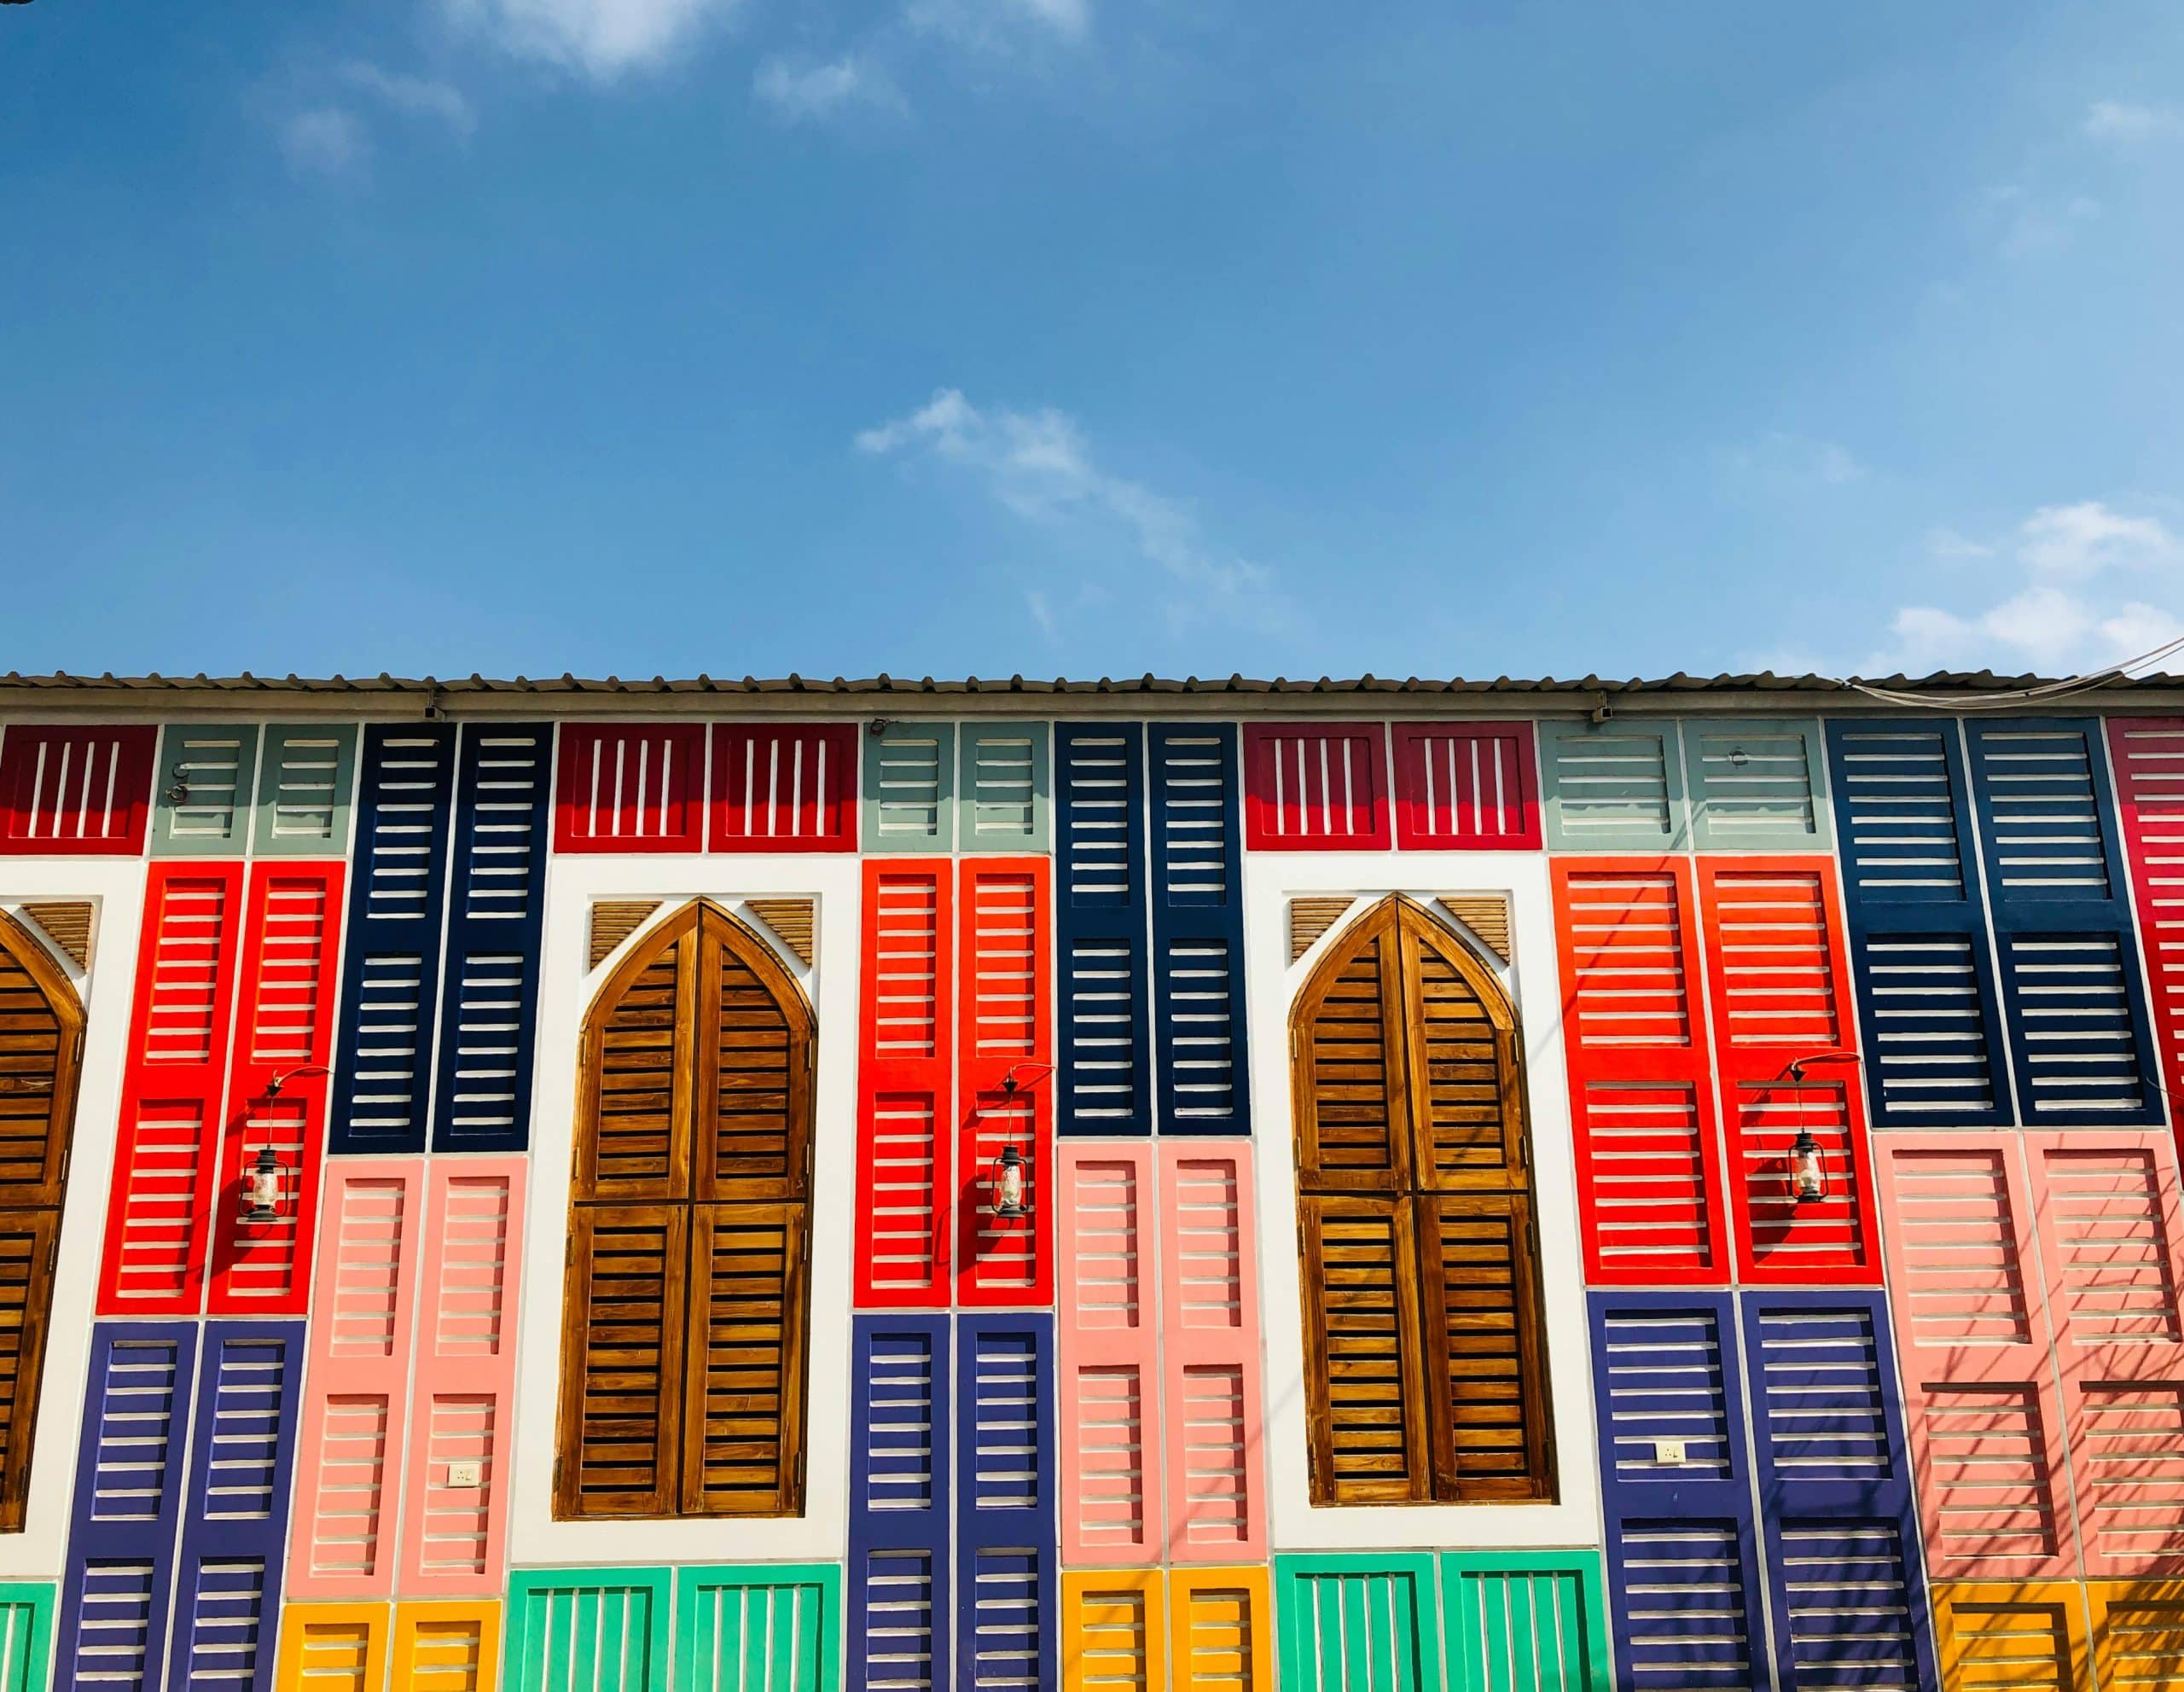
[
  {"x1": 1716, "y1": 432, "x2": 1866, "y2": 494},
  {"x1": 753, "y1": 54, "x2": 906, "y2": 121},
  {"x1": 441, "y1": 0, "x2": 744, "y2": 79},
  {"x1": 1925, "y1": 526, "x2": 1994, "y2": 561},
  {"x1": 2086, "y1": 101, "x2": 2181, "y2": 143},
  {"x1": 340, "y1": 63, "x2": 479, "y2": 137},
  {"x1": 906, "y1": 0, "x2": 1091, "y2": 49},
  {"x1": 2018, "y1": 500, "x2": 2181, "y2": 576},
  {"x1": 280, "y1": 107, "x2": 369, "y2": 176}
]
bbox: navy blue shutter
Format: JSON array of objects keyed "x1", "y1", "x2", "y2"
[
  {"x1": 1148, "y1": 724, "x2": 1250, "y2": 1134},
  {"x1": 1741, "y1": 1293, "x2": 1937, "y2": 1692},
  {"x1": 431, "y1": 724, "x2": 550, "y2": 1152},
  {"x1": 1963, "y1": 718, "x2": 2160, "y2": 1125},
  {"x1": 849, "y1": 1317, "x2": 951, "y2": 1692},
  {"x1": 1826, "y1": 721, "x2": 2011, "y2": 1125},
  {"x1": 331, "y1": 725, "x2": 456, "y2": 1154},
  {"x1": 1055, "y1": 725, "x2": 1150, "y2": 1137},
  {"x1": 955, "y1": 1315, "x2": 1055, "y2": 1692},
  {"x1": 1590, "y1": 1293, "x2": 1766, "y2": 1692},
  {"x1": 56, "y1": 1325, "x2": 198, "y2": 1692}
]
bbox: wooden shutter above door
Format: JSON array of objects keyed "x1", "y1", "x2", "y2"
[
  {"x1": 1419, "y1": 1193, "x2": 1552, "y2": 1500},
  {"x1": 0, "y1": 911, "x2": 84, "y2": 1212},
  {"x1": 1292, "y1": 907, "x2": 1412, "y2": 1192},
  {"x1": 710, "y1": 724, "x2": 857, "y2": 852},
  {"x1": 555, "y1": 1204, "x2": 687, "y2": 1519},
  {"x1": 692, "y1": 910, "x2": 813, "y2": 1203},
  {"x1": 682, "y1": 1202, "x2": 808, "y2": 1516},
  {"x1": 0, "y1": 725, "x2": 154, "y2": 854},
  {"x1": 555, "y1": 726, "x2": 705, "y2": 853},
  {"x1": 1298, "y1": 1195, "x2": 1429, "y2": 1503},
  {"x1": 576, "y1": 911, "x2": 698, "y2": 1205},
  {"x1": 1401, "y1": 913, "x2": 1525, "y2": 1190},
  {"x1": 0, "y1": 1210, "x2": 59, "y2": 1530},
  {"x1": 1242, "y1": 724, "x2": 1391, "y2": 849},
  {"x1": 1537, "y1": 720, "x2": 1687, "y2": 852},
  {"x1": 1392, "y1": 723, "x2": 1542, "y2": 850}
]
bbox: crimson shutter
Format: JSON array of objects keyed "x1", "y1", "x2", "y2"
[
  {"x1": 847, "y1": 1316, "x2": 950, "y2": 1692},
  {"x1": 1391, "y1": 722, "x2": 1541, "y2": 849},
  {"x1": 709, "y1": 724, "x2": 857, "y2": 852},
  {"x1": 2103, "y1": 718, "x2": 2184, "y2": 1157},
  {"x1": 956, "y1": 1316, "x2": 1057, "y2": 1692},
  {"x1": 0, "y1": 725, "x2": 154, "y2": 854},
  {"x1": 149, "y1": 726, "x2": 260, "y2": 858},
  {"x1": 1241, "y1": 724, "x2": 1391, "y2": 849},
  {"x1": 555, "y1": 725, "x2": 705, "y2": 852},
  {"x1": 1055, "y1": 725, "x2": 1149, "y2": 1137},
  {"x1": 1057, "y1": 1147, "x2": 1159, "y2": 1564},
  {"x1": 956, "y1": 859, "x2": 1051, "y2": 1305},
  {"x1": 1150, "y1": 724, "x2": 1249, "y2": 1134}
]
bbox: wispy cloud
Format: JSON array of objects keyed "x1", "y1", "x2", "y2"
[
  {"x1": 1981, "y1": 182, "x2": 2103, "y2": 259},
  {"x1": 340, "y1": 62, "x2": 478, "y2": 137},
  {"x1": 280, "y1": 108, "x2": 370, "y2": 177},
  {"x1": 441, "y1": 0, "x2": 746, "y2": 80},
  {"x1": 753, "y1": 54, "x2": 906, "y2": 122},
  {"x1": 905, "y1": 0, "x2": 1092, "y2": 50},
  {"x1": 2086, "y1": 100, "x2": 2181, "y2": 143},
  {"x1": 1925, "y1": 526, "x2": 1994, "y2": 561},
  {"x1": 1716, "y1": 431, "x2": 1866, "y2": 494}
]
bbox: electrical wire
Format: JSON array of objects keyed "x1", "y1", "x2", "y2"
[{"x1": 1827, "y1": 628, "x2": 2184, "y2": 712}]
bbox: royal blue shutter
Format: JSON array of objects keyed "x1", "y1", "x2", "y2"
[
  {"x1": 1055, "y1": 725, "x2": 1150, "y2": 1137},
  {"x1": 1148, "y1": 724, "x2": 1249, "y2": 1134},
  {"x1": 331, "y1": 725, "x2": 456, "y2": 1154},
  {"x1": 1826, "y1": 721, "x2": 2011, "y2": 1125},
  {"x1": 849, "y1": 1317, "x2": 951, "y2": 1692},
  {"x1": 172, "y1": 1323, "x2": 303, "y2": 1692},
  {"x1": 1962, "y1": 718, "x2": 2160, "y2": 1125},
  {"x1": 1590, "y1": 1293, "x2": 1765, "y2": 1692},
  {"x1": 1740, "y1": 1293, "x2": 1936, "y2": 1692},
  {"x1": 956, "y1": 1316, "x2": 1055, "y2": 1692},
  {"x1": 56, "y1": 1326, "x2": 198, "y2": 1692},
  {"x1": 431, "y1": 724, "x2": 550, "y2": 1152}
]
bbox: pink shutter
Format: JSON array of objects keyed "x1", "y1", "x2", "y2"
[
  {"x1": 710, "y1": 724, "x2": 857, "y2": 851},
  {"x1": 0, "y1": 724, "x2": 154, "y2": 853},
  {"x1": 401, "y1": 1160, "x2": 526, "y2": 1594},
  {"x1": 554, "y1": 725, "x2": 705, "y2": 852},
  {"x1": 291, "y1": 1160, "x2": 424, "y2": 1598},
  {"x1": 1158, "y1": 1143, "x2": 1265, "y2": 1562},
  {"x1": 956, "y1": 858, "x2": 1051, "y2": 1305},
  {"x1": 1240, "y1": 725, "x2": 1391, "y2": 850},
  {"x1": 1391, "y1": 723, "x2": 1540, "y2": 849},
  {"x1": 1057, "y1": 1148, "x2": 1159, "y2": 1565}
]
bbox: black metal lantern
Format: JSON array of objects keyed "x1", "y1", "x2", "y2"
[
  {"x1": 1787, "y1": 1125, "x2": 1828, "y2": 1206},
  {"x1": 245, "y1": 1144, "x2": 287, "y2": 1226},
  {"x1": 991, "y1": 1142, "x2": 1029, "y2": 1221}
]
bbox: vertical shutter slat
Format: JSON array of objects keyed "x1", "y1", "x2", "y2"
[
  {"x1": 956, "y1": 860, "x2": 1052, "y2": 1305},
  {"x1": 1241, "y1": 725, "x2": 1390, "y2": 850},
  {"x1": 1060, "y1": 1571, "x2": 1163, "y2": 1692},
  {"x1": 1150, "y1": 724, "x2": 1249, "y2": 1135},
  {"x1": 855, "y1": 863, "x2": 953, "y2": 1308},
  {"x1": 1057, "y1": 1148, "x2": 1159, "y2": 1565},
  {"x1": 150, "y1": 726, "x2": 260, "y2": 858},
  {"x1": 848, "y1": 1315, "x2": 950, "y2": 1692},
  {"x1": 1682, "y1": 718, "x2": 1832, "y2": 850},
  {"x1": 861, "y1": 724, "x2": 956, "y2": 854},
  {"x1": 248, "y1": 724, "x2": 357, "y2": 856},
  {"x1": 0, "y1": 725, "x2": 154, "y2": 853},
  {"x1": 1056, "y1": 726, "x2": 1149, "y2": 1137},
  {"x1": 1537, "y1": 721, "x2": 1687, "y2": 851},
  {"x1": 554, "y1": 725, "x2": 705, "y2": 853},
  {"x1": 1391, "y1": 722, "x2": 1541, "y2": 849},
  {"x1": 505, "y1": 1570, "x2": 669, "y2": 1692},
  {"x1": 959, "y1": 722, "x2": 1051, "y2": 853},
  {"x1": 956, "y1": 1316, "x2": 1057, "y2": 1692},
  {"x1": 1273, "y1": 1555, "x2": 1442, "y2": 1692},
  {"x1": 709, "y1": 724, "x2": 858, "y2": 852}
]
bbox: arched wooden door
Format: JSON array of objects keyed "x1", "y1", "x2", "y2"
[
  {"x1": 0, "y1": 912, "x2": 84, "y2": 1530},
  {"x1": 555, "y1": 901, "x2": 814, "y2": 1520},
  {"x1": 1292, "y1": 895, "x2": 1555, "y2": 1505}
]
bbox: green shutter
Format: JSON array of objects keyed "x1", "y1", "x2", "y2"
[
  {"x1": 1275, "y1": 1554, "x2": 1443, "y2": 1692},
  {"x1": 507, "y1": 1569, "x2": 671, "y2": 1692},
  {"x1": 1537, "y1": 720, "x2": 1688, "y2": 851},
  {"x1": 672, "y1": 1565, "x2": 839, "y2": 1692},
  {"x1": 1681, "y1": 717, "x2": 1832, "y2": 850},
  {"x1": 862, "y1": 723, "x2": 956, "y2": 853},
  {"x1": 250, "y1": 722, "x2": 358, "y2": 854},
  {"x1": 150, "y1": 724, "x2": 260, "y2": 856},
  {"x1": 957, "y1": 722, "x2": 1051, "y2": 852},
  {"x1": 0, "y1": 1584, "x2": 53, "y2": 1692},
  {"x1": 1441, "y1": 1553, "x2": 1611, "y2": 1692}
]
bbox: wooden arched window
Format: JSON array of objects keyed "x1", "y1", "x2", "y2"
[
  {"x1": 555, "y1": 901, "x2": 814, "y2": 1520},
  {"x1": 1292, "y1": 895, "x2": 1555, "y2": 1505},
  {"x1": 0, "y1": 912, "x2": 84, "y2": 1531}
]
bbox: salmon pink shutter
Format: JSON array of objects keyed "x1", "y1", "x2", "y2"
[
  {"x1": 1549, "y1": 858, "x2": 1727, "y2": 1285},
  {"x1": 854, "y1": 861, "x2": 954, "y2": 1308},
  {"x1": 2104, "y1": 718, "x2": 2184, "y2": 1160},
  {"x1": 1158, "y1": 1143, "x2": 1265, "y2": 1562},
  {"x1": 1241, "y1": 724, "x2": 1391, "y2": 850},
  {"x1": 956, "y1": 858, "x2": 1051, "y2": 1305},
  {"x1": 0, "y1": 725, "x2": 154, "y2": 854},
  {"x1": 555, "y1": 725, "x2": 705, "y2": 852},
  {"x1": 1391, "y1": 723, "x2": 1541, "y2": 850},
  {"x1": 291, "y1": 1160, "x2": 423, "y2": 1600},
  {"x1": 99, "y1": 863, "x2": 247, "y2": 1316},
  {"x1": 709, "y1": 724, "x2": 857, "y2": 852},
  {"x1": 1056, "y1": 1147, "x2": 1159, "y2": 1565}
]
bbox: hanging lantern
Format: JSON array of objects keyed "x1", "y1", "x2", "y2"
[
  {"x1": 245, "y1": 1144, "x2": 286, "y2": 1226},
  {"x1": 991, "y1": 1142, "x2": 1029, "y2": 1221},
  {"x1": 1788, "y1": 1126, "x2": 1828, "y2": 1206}
]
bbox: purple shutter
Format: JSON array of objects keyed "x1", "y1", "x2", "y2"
[
  {"x1": 848, "y1": 1317, "x2": 951, "y2": 1692},
  {"x1": 956, "y1": 1316, "x2": 1056, "y2": 1692}
]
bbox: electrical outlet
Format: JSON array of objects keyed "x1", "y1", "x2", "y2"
[
  {"x1": 445, "y1": 1459, "x2": 484, "y2": 1488},
  {"x1": 1653, "y1": 1439, "x2": 1687, "y2": 1466}
]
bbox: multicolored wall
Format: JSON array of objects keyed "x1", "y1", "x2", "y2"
[{"x1": 0, "y1": 695, "x2": 2181, "y2": 1692}]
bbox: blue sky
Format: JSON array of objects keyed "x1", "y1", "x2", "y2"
[{"x1": 3, "y1": 3, "x2": 2181, "y2": 683}]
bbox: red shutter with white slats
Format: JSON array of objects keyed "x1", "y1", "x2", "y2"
[
  {"x1": 98, "y1": 863, "x2": 247, "y2": 1316},
  {"x1": 1391, "y1": 723, "x2": 1541, "y2": 850},
  {"x1": 956, "y1": 858, "x2": 1052, "y2": 1305},
  {"x1": 1241, "y1": 725, "x2": 1391, "y2": 850},
  {"x1": 2106, "y1": 718, "x2": 2184, "y2": 1168},
  {"x1": 1057, "y1": 1147, "x2": 1160, "y2": 1565},
  {"x1": 856, "y1": 861, "x2": 954, "y2": 1309},
  {"x1": 0, "y1": 724, "x2": 155, "y2": 853},
  {"x1": 710, "y1": 724, "x2": 857, "y2": 852},
  {"x1": 555, "y1": 725, "x2": 706, "y2": 852}
]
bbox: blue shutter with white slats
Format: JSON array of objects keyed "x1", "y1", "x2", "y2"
[
  {"x1": 849, "y1": 1317, "x2": 951, "y2": 1692},
  {"x1": 431, "y1": 724, "x2": 550, "y2": 1153},
  {"x1": 956, "y1": 1316, "x2": 1055, "y2": 1692},
  {"x1": 332, "y1": 725, "x2": 456, "y2": 1154},
  {"x1": 1149, "y1": 724, "x2": 1249, "y2": 1135},
  {"x1": 1055, "y1": 725, "x2": 1149, "y2": 1137}
]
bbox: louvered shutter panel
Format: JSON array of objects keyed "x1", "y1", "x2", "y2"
[
  {"x1": 1930, "y1": 1585, "x2": 2088, "y2": 1692},
  {"x1": 1296, "y1": 1196, "x2": 1428, "y2": 1503},
  {"x1": 681, "y1": 1201, "x2": 807, "y2": 1516},
  {"x1": 1159, "y1": 1145, "x2": 1266, "y2": 1562},
  {"x1": 150, "y1": 725, "x2": 260, "y2": 857},
  {"x1": 1682, "y1": 718, "x2": 1832, "y2": 850},
  {"x1": 505, "y1": 1570, "x2": 670, "y2": 1692},
  {"x1": 1403, "y1": 916, "x2": 1527, "y2": 1190},
  {"x1": 274, "y1": 1606, "x2": 388, "y2": 1692},
  {"x1": 249, "y1": 723, "x2": 357, "y2": 855},
  {"x1": 574, "y1": 908, "x2": 695, "y2": 1206},
  {"x1": 2105, "y1": 719, "x2": 2184, "y2": 1152},
  {"x1": 1537, "y1": 720, "x2": 1687, "y2": 851},
  {"x1": 555, "y1": 726, "x2": 705, "y2": 853},
  {"x1": 101, "y1": 864, "x2": 245, "y2": 1315},
  {"x1": 0, "y1": 1584, "x2": 54, "y2": 1692},
  {"x1": 1149, "y1": 724, "x2": 1249, "y2": 1135},
  {"x1": 1167, "y1": 1567, "x2": 1270, "y2": 1692},
  {"x1": 854, "y1": 863, "x2": 953, "y2": 1308},
  {"x1": 956, "y1": 860, "x2": 1051, "y2": 1305},
  {"x1": 671, "y1": 1566, "x2": 839, "y2": 1692},
  {"x1": 1273, "y1": 1555, "x2": 1443, "y2": 1692},
  {"x1": 861, "y1": 724, "x2": 955, "y2": 854},
  {"x1": 693, "y1": 911, "x2": 813, "y2": 1204},
  {"x1": 847, "y1": 1317, "x2": 950, "y2": 1692},
  {"x1": 958, "y1": 722, "x2": 1051, "y2": 852},
  {"x1": 1292, "y1": 907, "x2": 1410, "y2": 1193},
  {"x1": 1241, "y1": 724, "x2": 1391, "y2": 850},
  {"x1": 333, "y1": 726, "x2": 456, "y2": 1154},
  {"x1": 1826, "y1": 720, "x2": 2010, "y2": 1125},
  {"x1": 709, "y1": 724, "x2": 857, "y2": 852},
  {"x1": 2088, "y1": 1586, "x2": 2184, "y2": 1692},
  {"x1": 291, "y1": 1162, "x2": 422, "y2": 1599},
  {"x1": 1054, "y1": 726, "x2": 1149, "y2": 1137},
  {"x1": 1056, "y1": 1148, "x2": 1159, "y2": 1565},
  {"x1": 56, "y1": 1325, "x2": 197, "y2": 1692},
  {"x1": 555, "y1": 1206, "x2": 687, "y2": 1519},
  {"x1": 1391, "y1": 722, "x2": 1542, "y2": 849},
  {"x1": 401, "y1": 1161, "x2": 524, "y2": 1595},
  {"x1": 955, "y1": 1316, "x2": 1056, "y2": 1692},
  {"x1": 391, "y1": 1601, "x2": 501, "y2": 1692},
  {"x1": 1419, "y1": 1193, "x2": 1551, "y2": 1499},
  {"x1": 1438, "y1": 1553, "x2": 1612, "y2": 1692},
  {"x1": 1060, "y1": 1572, "x2": 1164, "y2": 1692},
  {"x1": 433, "y1": 726, "x2": 549, "y2": 1153},
  {"x1": 0, "y1": 724, "x2": 154, "y2": 853},
  {"x1": 1550, "y1": 860, "x2": 1727, "y2": 1283},
  {"x1": 175, "y1": 1322, "x2": 305, "y2": 1692},
  {"x1": 0, "y1": 1210, "x2": 59, "y2": 1526},
  {"x1": 1589, "y1": 1293, "x2": 1765, "y2": 1692}
]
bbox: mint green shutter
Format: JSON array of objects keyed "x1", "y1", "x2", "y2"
[
  {"x1": 1681, "y1": 717, "x2": 1832, "y2": 850},
  {"x1": 249, "y1": 722, "x2": 357, "y2": 854},
  {"x1": 150, "y1": 724, "x2": 260, "y2": 856},
  {"x1": 1537, "y1": 721, "x2": 1688, "y2": 851},
  {"x1": 1441, "y1": 1553, "x2": 1611, "y2": 1692},
  {"x1": 957, "y1": 723, "x2": 1050, "y2": 852},
  {"x1": 862, "y1": 724, "x2": 956, "y2": 853},
  {"x1": 0, "y1": 1584, "x2": 53, "y2": 1692},
  {"x1": 507, "y1": 1570, "x2": 671, "y2": 1692},
  {"x1": 672, "y1": 1566, "x2": 839, "y2": 1692},
  {"x1": 1275, "y1": 1555, "x2": 1443, "y2": 1692}
]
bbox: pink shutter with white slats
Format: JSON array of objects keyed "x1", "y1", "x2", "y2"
[{"x1": 1056, "y1": 1147, "x2": 1160, "y2": 1566}]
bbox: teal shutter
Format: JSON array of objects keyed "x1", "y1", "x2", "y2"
[
  {"x1": 507, "y1": 1570, "x2": 671, "y2": 1692},
  {"x1": 1441, "y1": 1554, "x2": 1612, "y2": 1692},
  {"x1": 958, "y1": 723, "x2": 1050, "y2": 852},
  {"x1": 1538, "y1": 721, "x2": 1688, "y2": 851},
  {"x1": 150, "y1": 725, "x2": 260, "y2": 856},
  {"x1": 249, "y1": 723, "x2": 357, "y2": 855},
  {"x1": 1681, "y1": 718, "x2": 1832, "y2": 850},
  {"x1": 1275, "y1": 1555, "x2": 1443, "y2": 1692},
  {"x1": 672, "y1": 1566, "x2": 840, "y2": 1692},
  {"x1": 862, "y1": 724, "x2": 956, "y2": 853},
  {"x1": 0, "y1": 1585, "x2": 52, "y2": 1692}
]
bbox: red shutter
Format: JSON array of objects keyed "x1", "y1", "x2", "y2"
[
  {"x1": 2105, "y1": 719, "x2": 2184, "y2": 1168},
  {"x1": 1241, "y1": 725, "x2": 1391, "y2": 850},
  {"x1": 1550, "y1": 858, "x2": 1727, "y2": 1285},
  {"x1": 555, "y1": 725, "x2": 706, "y2": 852},
  {"x1": 957, "y1": 858, "x2": 1051, "y2": 1305},
  {"x1": 1391, "y1": 724, "x2": 1540, "y2": 849},
  {"x1": 0, "y1": 724, "x2": 154, "y2": 854},
  {"x1": 99, "y1": 863, "x2": 246, "y2": 1316},
  {"x1": 710, "y1": 724, "x2": 857, "y2": 852},
  {"x1": 855, "y1": 862, "x2": 954, "y2": 1308}
]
